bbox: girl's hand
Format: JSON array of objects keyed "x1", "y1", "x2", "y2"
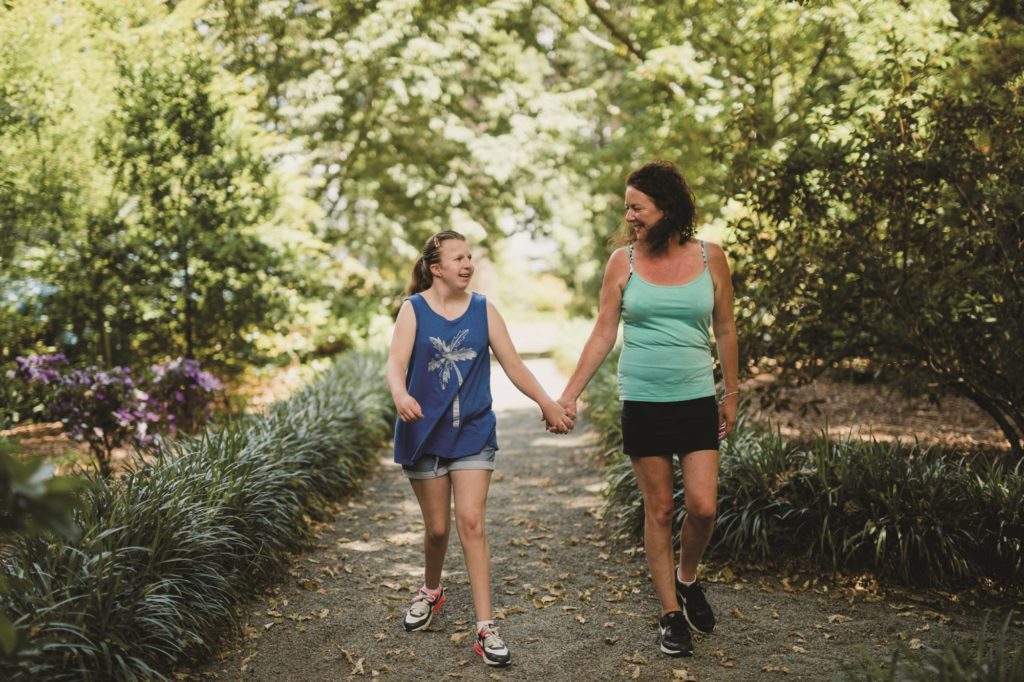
[
  {"x1": 541, "y1": 400, "x2": 573, "y2": 434},
  {"x1": 395, "y1": 394, "x2": 425, "y2": 422},
  {"x1": 717, "y1": 393, "x2": 738, "y2": 439}
]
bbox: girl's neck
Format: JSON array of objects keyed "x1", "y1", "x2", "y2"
[{"x1": 423, "y1": 284, "x2": 469, "y2": 305}]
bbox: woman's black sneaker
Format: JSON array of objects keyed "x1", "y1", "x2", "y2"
[
  {"x1": 658, "y1": 610, "x2": 693, "y2": 657},
  {"x1": 676, "y1": 578, "x2": 716, "y2": 634}
]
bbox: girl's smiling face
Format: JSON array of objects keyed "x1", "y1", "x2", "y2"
[
  {"x1": 624, "y1": 185, "x2": 664, "y2": 241},
  {"x1": 431, "y1": 238, "x2": 474, "y2": 289}
]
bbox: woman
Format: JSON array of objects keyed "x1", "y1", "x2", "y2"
[
  {"x1": 559, "y1": 161, "x2": 739, "y2": 657},
  {"x1": 386, "y1": 230, "x2": 573, "y2": 668}
]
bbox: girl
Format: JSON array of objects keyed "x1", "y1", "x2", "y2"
[{"x1": 386, "y1": 230, "x2": 573, "y2": 668}]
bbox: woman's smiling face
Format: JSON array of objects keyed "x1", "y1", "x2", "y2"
[{"x1": 624, "y1": 185, "x2": 664, "y2": 241}]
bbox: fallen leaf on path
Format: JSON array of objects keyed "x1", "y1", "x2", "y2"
[
  {"x1": 909, "y1": 639, "x2": 924, "y2": 650},
  {"x1": 792, "y1": 645, "x2": 807, "y2": 654},
  {"x1": 763, "y1": 664, "x2": 790, "y2": 673},
  {"x1": 374, "y1": 632, "x2": 386, "y2": 642},
  {"x1": 576, "y1": 614, "x2": 587, "y2": 624},
  {"x1": 239, "y1": 652, "x2": 258, "y2": 673},
  {"x1": 673, "y1": 668, "x2": 698, "y2": 680},
  {"x1": 317, "y1": 609, "x2": 329, "y2": 619},
  {"x1": 632, "y1": 665, "x2": 641, "y2": 679},
  {"x1": 605, "y1": 636, "x2": 619, "y2": 645},
  {"x1": 352, "y1": 657, "x2": 364, "y2": 675},
  {"x1": 730, "y1": 607, "x2": 752, "y2": 621},
  {"x1": 828, "y1": 614, "x2": 852, "y2": 624},
  {"x1": 450, "y1": 631, "x2": 471, "y2": 644},
  {"x1": 382, "y1": 582, "x2": 403, "y2": 591}
]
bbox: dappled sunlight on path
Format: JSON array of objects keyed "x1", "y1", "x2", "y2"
[{"x1": 188, "y1": 359, "x2": 1001, "y2": 682}]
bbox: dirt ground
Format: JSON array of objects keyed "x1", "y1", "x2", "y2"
[
  {"x1": 747, "y1": 378, "x2": 1010, "y2": 453},
  {"x1": 181, "y1": 359, "x2": 1020, "y2": 682}
]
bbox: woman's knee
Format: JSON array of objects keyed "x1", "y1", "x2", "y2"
[
  {"x1": 685, "y1": 499, "x2": 717, "y2": 526},
  {"x1": 643, "y1": 498, "x2": 676, "y2": 528}
]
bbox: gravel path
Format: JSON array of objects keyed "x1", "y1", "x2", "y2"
[{"x1": 190, "y1": 358, "x2": 1007, "y2": 682}]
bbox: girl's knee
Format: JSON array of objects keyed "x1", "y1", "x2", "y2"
[
  {"x1": 425, "y1": 523, "x2": 449, "y2": 544},
  {"x1": 455, "y1": 514, "x2": 485, "y2": 540}
]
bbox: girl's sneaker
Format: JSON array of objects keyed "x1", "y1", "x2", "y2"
[
  {"x1": 403, "y1": 586, "x2": 445, "y2": 632},
  {"x1": 474, "y1": 623, "x2": 511, "y2": 667}
]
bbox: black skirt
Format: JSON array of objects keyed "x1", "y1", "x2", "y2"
[{"x1": 621, "y1": 396, "x2": 720, "y2": 457}]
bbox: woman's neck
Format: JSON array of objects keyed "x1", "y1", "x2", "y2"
[{"x1": 635, "y1": 237, "x2": 687, "y2": 259}]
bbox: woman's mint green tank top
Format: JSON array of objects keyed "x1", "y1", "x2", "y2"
[{"x1": 618, "y1": 241, "x2": 716, "y2": 402}]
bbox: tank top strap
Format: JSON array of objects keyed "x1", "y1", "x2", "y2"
[
  {"x1": 627, "y1": 245, "x2": 635, "y2": 273},
  {"x1": 699, "y1": 239, "x2": 707, "y2": 265}
]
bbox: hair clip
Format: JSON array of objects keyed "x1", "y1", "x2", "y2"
[{"x1": 433, "y1": 236, "x2": 440, "y2": 249}]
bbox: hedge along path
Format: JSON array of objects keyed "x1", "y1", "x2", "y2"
[{"x1": 191, "y1": 357, "x2": 998, "y2": 682}]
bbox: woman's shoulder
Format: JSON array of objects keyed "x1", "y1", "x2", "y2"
[
  {"x1": 695, "y1": 238, "x2": 724, "y2": 254},
  {"x1": 697, "y1": 240, "x2": 729, "y2": 267},
  {"x1": 607, "y1": 246, "x2": 631, "y2": 269}
]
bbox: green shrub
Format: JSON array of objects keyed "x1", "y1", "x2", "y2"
[
  {"x1": 0, "y1": 351, "x2": 394, "y2": 681},
  {"x1": 587, "y1": 365, "x2": 1024, "y2": 587},
  {"x1": 842, "y1": 613, "x2": 1023, "y2": 681}
]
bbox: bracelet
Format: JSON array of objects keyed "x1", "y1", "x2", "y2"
[{"x1": 717, "y1": 391, "x2": 739, "y2": 405}]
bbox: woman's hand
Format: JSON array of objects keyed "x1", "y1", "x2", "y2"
[
  {"x1": 395, "y1": 393, "x2": 425, "y2": 422},
  {"x1": 541, "y1": 399, "x2": 574, "y2": 434},
  {"x1": 557, "y1": 395, "x2": 578, "y2": 421},
  {"x1": 717, "y1": 393, "x2": 738, "y2": 440}
]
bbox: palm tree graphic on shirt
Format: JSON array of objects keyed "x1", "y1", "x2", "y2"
[{"x1": 427, "y1": 329, "x2": 477, "y2": 427}]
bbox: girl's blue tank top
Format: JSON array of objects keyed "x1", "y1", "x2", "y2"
[{"x1": 392, "y1": 292, "x2": 498, "y2": 466}]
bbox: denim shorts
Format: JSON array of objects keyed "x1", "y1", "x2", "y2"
[{"x1": 403, "y1": 446, "x2": 497, "y2": 480}]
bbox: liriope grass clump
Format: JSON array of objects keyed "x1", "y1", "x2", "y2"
[
  {"x1": 588, "y1": 361, "x2": 1024, "y2": 587},
  {"x1": 841, "y1": 613, "x2": 1023, "y2": 681},
  {"x1": 0, "y1": 351, "x2": 394, "y2": 681}
]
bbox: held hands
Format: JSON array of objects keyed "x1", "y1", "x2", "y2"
[
  {"x1": 540, "y1": 399, "x2": 574, "y2": 434},
  {"x1": 557, "y1": 395, "x2": 577, "y2": 422},
  {"x1": 395, "y1": 393, "x2": 425, "y2": 422}
]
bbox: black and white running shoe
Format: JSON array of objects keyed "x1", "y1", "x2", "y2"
[
  {"x1": 676, "y1": 578, "x2": 716, "y2": 635},
  {"x1": 474, "y1": 623, "x2": 511, "y2": 667},
  {"x1": 658, "y1": 610, "x2": 693, "y2": 657},
  {"x1": 403, "y1": 586, "x2": 445, "y2": 632}
]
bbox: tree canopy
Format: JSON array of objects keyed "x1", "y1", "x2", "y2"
[{"x1": 1, "y1": 0, "x2": 1020, "y2": 450}]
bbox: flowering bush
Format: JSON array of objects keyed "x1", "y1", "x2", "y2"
[
  {"x1": 10, "y1": 355, "x2": 221, "y2": 475},
  {"x1": 144, "y1": 358, "x2": 223, "y2": 435}
]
